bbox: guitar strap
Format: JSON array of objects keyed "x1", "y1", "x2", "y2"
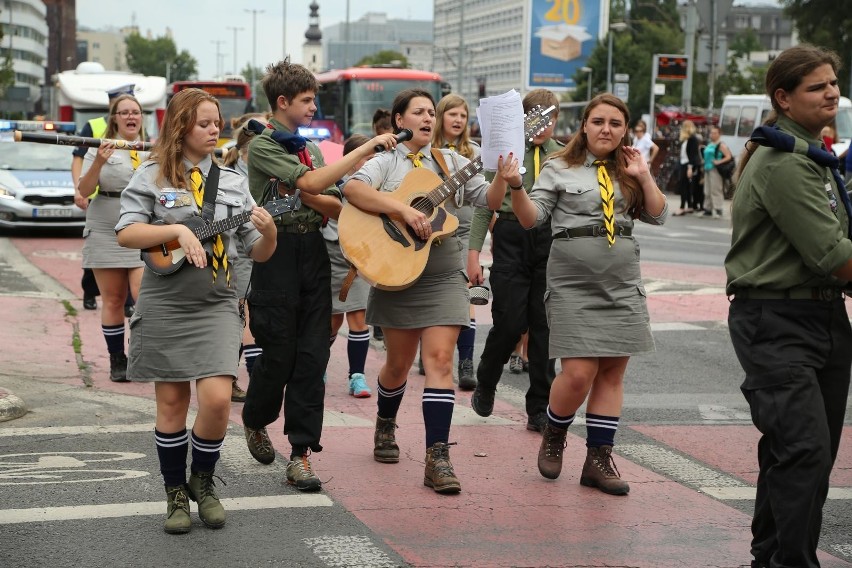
[
  {"x1": 430, "y1": 148, "x2": 452, "y2": 180},
  {"x1": 200, "y1": 163, "x2": 220, "y2": 224}
]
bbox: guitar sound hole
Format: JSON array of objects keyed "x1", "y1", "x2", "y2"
[{"x1": 409, "y1": 196, "x2": 434, "y2": 218}]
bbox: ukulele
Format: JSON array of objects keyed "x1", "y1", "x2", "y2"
[
  {"x1": 141, "y1": 193, "x2": 300, "y2": 276},
  {"x1": 338, "y1": 105, "x2": 554, "y2": 291}
]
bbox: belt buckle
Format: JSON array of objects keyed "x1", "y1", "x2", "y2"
[
  {"x1": 593, "y1": 225, "x2": 605, "y2": 237},
  {"x1": 297, "y1": 222, "x2": 308, "y2": 234},
  {"x1": 817, "y1": 287, "x2": 834, "y2": 301}
]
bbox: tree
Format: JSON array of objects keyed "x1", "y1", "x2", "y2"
[
  {"x1": 0, "y1": 8, "x2": 14, "y2": 97},
  {"x1": 125, "y1": 33, "x2": 198, "y2": 80},
  {"x1": 355, "y1": 50, "x2": 409, "y2": 68},
  {"x1": 729, "y1": 29, "x2": 763, "y2": 59},
  {"x1": 240, "y1": 64, "x2": 265, "y2": 111},
  {"x1": 781, "y1": 0, "x2": 852, "y2": 94}
]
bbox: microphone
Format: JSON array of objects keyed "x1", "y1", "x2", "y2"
[{"x1": 374, "y1": 128, "x2": 413, "y2": 152}]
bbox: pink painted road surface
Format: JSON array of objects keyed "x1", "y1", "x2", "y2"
[{"x1": 5, "y1": 236, "x2": 851, "y2": 568}]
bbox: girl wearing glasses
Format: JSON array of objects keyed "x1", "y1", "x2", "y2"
[{"x1": 76, "y1": 94, "x2": 147, "y2": 383}]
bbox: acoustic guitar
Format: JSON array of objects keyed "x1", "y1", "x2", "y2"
[
  {"x1": 141, "y1": 193, "x2": 300, "y2": 276},
  {"x1": 338, "y1": 105, "x2": 555, "y2": 291}
]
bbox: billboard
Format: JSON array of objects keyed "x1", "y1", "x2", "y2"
[{"x1": 527, "y1": 0, "x2": 608, "y2": 91}]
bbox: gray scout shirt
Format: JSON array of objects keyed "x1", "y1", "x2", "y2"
[
  {"x1": 116, "y1": 155, "x2": 262, "y2": 258},
  {"x1": 527, "y1": 152, "x2": 669, "y2": 232},
  {"x1": 81, "y1": 145, "x2": 149, "y2": 194}
]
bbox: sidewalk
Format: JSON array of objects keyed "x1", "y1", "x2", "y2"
[{"x1": 2, "y1": 235, "x2": 850, "y2": 568}]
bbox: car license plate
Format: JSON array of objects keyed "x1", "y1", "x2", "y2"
[{"x1": 33, "y1": 208, "x2": 74, "y2": 218}]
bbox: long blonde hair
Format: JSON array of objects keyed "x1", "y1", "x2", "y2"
[
  {"x1": 433, "y1": 94, "x2": 476, "y2": 160},
  {"x1": 551, "y1": 93, "x2": 643, "y2": 215},
  {"x1": 678, "y1": 120, "x2": 696, "y2": 142},
  {"x1": 222, "y1": 113, "x2": 266, "y2": 168},
  {"x1": 150, "y1": 88, "x2": 223, "y2": 189}
]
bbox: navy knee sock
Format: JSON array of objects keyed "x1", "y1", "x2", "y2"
[
  {"x1": 347, "y1": 329, "x2": 370, "y2": 376},
  {"x1": 456, "y1": 320, "x2": 476, "y2": 362},
  {"x1": 585, "y1": 413, "x2": 620, "y2": 448},
  {"x1": 243, "y1": 344, "x2": 261, "y2": 377},
  {"x1": 154, "y1": 428, "x2": 188, "y2": 487},
  {"x1": 190, "y1": 430, "x2": 224, "y2": 474},
  {"x1": 547, "y1": 406, "x2": 575, "y2": 430},
  {"x1": 423, "y1": 388, "x2": 455, "y2": 448},
  {"x1": 376, "y1": 380, "x2": 406, "y2": 419},
  {"x1": 102, "y1": 323, "x2": 125, "y2": 354}
]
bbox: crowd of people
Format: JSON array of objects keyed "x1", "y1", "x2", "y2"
[{"x1": 66, "y1": 45, "x2": 851, "y2": 568}]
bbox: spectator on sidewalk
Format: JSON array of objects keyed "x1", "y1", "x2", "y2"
[
  {"x1": 726, "y1": 44, "x2": 852, "y2": 568},
  {"x1": 509, "y1": 93, "x2": 668, "y2": 495},
  {"x1": 702, "y1": 125, "x2": 733, "y2": 219},
  {"x1": 115, "y1": 88, "x2": 277, "y2": 534}
]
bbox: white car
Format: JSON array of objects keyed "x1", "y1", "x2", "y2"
[{"x1": 0, "y1": 139, "x2": 85, "y2": 229}]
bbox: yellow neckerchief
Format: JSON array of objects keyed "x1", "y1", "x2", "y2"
[
  {"x1": 593, "y1": 160, "x2": 616, "y2": 248},
  {"x1": 407, "y1": 152, "x2": 425, "y2": 168},
  {"x1": 189, "y1": 167, "x2": 230, "y2": 285}
]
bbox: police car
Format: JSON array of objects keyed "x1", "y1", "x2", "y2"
[{"x1": 0, "y1": 120, "x2": 86, "y2": 229}]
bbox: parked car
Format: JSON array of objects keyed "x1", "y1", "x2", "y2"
[{"x1": 0, "y1": 121, "x2": 85, "y2": 230}]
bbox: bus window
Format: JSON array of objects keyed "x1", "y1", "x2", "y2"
[
  {"x1": 720, "y1": 105, "x2": 739, "y2": 136},
  {"x1": 737, "y1": 106, "x2": 758, "y2": 137}
]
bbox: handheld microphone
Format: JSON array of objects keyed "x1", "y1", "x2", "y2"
[{"x1": 374, "y1": 128, "x2": 413, "y2": 152}]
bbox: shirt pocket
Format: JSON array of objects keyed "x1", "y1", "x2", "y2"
[
  {"x1": 153, "y1": 189, "x2": 196, "y2": 221},
  {"x1": 560, "y1": 185, "x2": 601, "y2": 216}
]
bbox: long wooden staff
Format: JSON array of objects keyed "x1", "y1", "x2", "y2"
[{"x1": 13, "y1": 130, "x2": 225, "y2": 157}]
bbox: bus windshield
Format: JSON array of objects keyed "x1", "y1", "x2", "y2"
[
  {"x1": 346, "y1": 79, "x2": 444, "y2": 137},
  {"x1": 169, "y1": 82, "x2": 252, "y2": 141}
]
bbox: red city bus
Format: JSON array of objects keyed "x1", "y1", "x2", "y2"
[
  {"x1": 169, "y1": 80, "x2": 252, "y2": 144},
  {"x1": 312, "y1": 67, "x2": 448, "y2": 143}
]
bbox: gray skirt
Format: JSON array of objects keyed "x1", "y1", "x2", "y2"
[
  {"x1": 127, "y1": 263, "x2": 242, "y2": 382},
  {"x1": 232, "y1": 239, "x2": 253, "y2": 300},
  {"x1": 545, "y1": 235, "x2": 654, "y2": 358},
  {"x1": 82, "y1": 196, "x2": 145, "y2": 269},
  {"x1": 326, "y1": 239, "x2": 369, "y2": 314}
]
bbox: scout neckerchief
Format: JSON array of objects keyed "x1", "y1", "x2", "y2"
[
  {"x1": 593, "y1": 160, "x2": 616, "y2": 247},
  {"x1": 534, "y1": 145, "x2": 541, "y2": 180},
  {"x1": 749, "y1": 125, "x2": 852, "y2": 239},
  {"x1": 189, "y1": 165, "x2": 230, "y2": 286},
  {"x1": 130, "y1": 150, "x2": 141, "y2": 170},
  {"x1": 407, "y1": 151, "x2": 425, "y2": 168}
]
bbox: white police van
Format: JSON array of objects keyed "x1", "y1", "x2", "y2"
[
  {"x1": 0, "y1": 120, "x2": 86, "y2": 229},
  {"x1": 720, "y1": 94, "x2": 852, "y2": 159}
]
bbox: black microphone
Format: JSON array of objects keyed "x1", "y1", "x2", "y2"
[{"x1": 374, "y1": 128, "x2": 413, "y2": 152}]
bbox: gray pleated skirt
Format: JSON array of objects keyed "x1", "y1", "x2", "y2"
[
  {"x1": 326, "y1": 239, "x2": 369, "y2": 314},
  {"x1": 127, "y1": 264, "x2": 242, "y2": 382},
  {"x1": 82, "y1": 196, "x2": 145, "y2": 269},
  {"x1": 545, "y1": 235, "x2": 654, "y2": 358},
  {"x1": 232, "y1": 239, "x2": 253, "y2": 300}
]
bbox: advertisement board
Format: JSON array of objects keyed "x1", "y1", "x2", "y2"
[{"x1": 526, "y1": 0, "x2": 608, "y2": 91}]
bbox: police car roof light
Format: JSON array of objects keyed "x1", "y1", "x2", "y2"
[{"x1": 3, "y1": 120, "x2": 77, "y2": 133}]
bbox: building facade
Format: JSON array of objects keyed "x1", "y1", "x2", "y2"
[
  {"x1": 323, "y1": 11, "x2": 433, "y2": 71},
  {"x1": 76, "y1": 27, "x2": 133, "y2": 72},
  {"x1": 1, "y1": 0, "x2": 48, "y2": 113}
]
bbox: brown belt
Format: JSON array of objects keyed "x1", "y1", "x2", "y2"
[{"x1": 553, "y1": 225, "x2": 632, "y2": 239}]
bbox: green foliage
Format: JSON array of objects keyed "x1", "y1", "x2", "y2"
[
  {"x1": 239, "y1": 64, "x2": 265, "y2": 110},
  {"x1": 125, "y1": 33, "x2": 198, "y2": 80},
  {"x1": 729, "y1": 29, "x2": 763, "y2": 59},
  {"x1": 355, "y1": 50, "x2": 409, "y2": 68},
  {"x1": 781, "y1": 0, "x2": 852, "y2": 95}
]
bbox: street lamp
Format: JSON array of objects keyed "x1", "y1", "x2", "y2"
[
  {"x1": 580, "y1": 66, "x2": 593, "y2": 101},
  {"x1": 226, "y1": 26, "x2": 244, "y2": 75},
  {"x1": 606, "y1": 22, "x2": 629, "y2": 94},
  {"x1": 245, "y1": 8, "x2": 265, "y2": 110}
]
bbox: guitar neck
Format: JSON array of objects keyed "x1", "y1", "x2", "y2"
[
  {"x1": 427, "y1": 156, "x2": 483, "y2": 206},
  {"x1": 193, "y1": 211, "x2": 252, "y2": 241}
]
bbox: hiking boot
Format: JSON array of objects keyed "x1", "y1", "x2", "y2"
[
  {"x1": 373, "y1": 416, "x2": 400, "y2": 463},
  {"x1": 286, "y1": 452, "x2": 322, "y2": 491},
  {"x1": 187, "y1": 471, "x2": 226, "y2": 528},
  {"x1": 164, "y1": 485, "x2": 191, "y2": 534},
  {"x1": 457, "y1": 359, "x2": 476, "y2": 390},
  {"x1": 580, "y1": 445, "x2": 630, "y2": 495},
  {"x1": 471, "y1": 384, "x2": 495, "y2": 417},
  {"x1": 538, "y1": 424, "x2": 568, "y2": 479},
  {"x1": 348, "y1": 373, "x2": 372, "y2": 398},
  {"x1": 230, "y1": 379, "x2": 247, "y2": 402},
  {"x1": 244, "y1": 425, "x2": 275, "y2": 464},
  {"x1": 526, "y1": 412, "x2": 548, "y2": 433},
  {"x1": 124, "y1": 304, "x2": 135, "y2": 318},
  {"x1": 509, "y1": 354, "x2": 523, "y2": 374},
  {"x1": 424, "y1": 441, "x2": 461, "y2": 494},
  {"x1": 109, "y1": 352, "x2": 128, "y2": 382},
  {"x1": 83, "y1": 295, "x2": 97, "y2": 310},
  {"x1": 373, "y1": 326, "x2": 384, "y2": 341}
]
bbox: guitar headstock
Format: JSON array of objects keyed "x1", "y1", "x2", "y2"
[
  {"x1": 523, "y1": 104, "x2": 556, "y2": 142},
  {"x1": 264, "y1": 190, "x2": 302, "y2": 217}
]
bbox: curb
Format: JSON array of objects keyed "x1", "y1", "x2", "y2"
[{"x1": 0, "y1": 387, "x2": 27, "y2": 422}]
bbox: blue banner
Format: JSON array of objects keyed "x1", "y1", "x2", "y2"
[{"x1": 527, "y1": 0, "x2": 606, "y2": 90}]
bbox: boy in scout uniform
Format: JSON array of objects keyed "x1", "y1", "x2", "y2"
[{"x1": 240, "y1": 59, "x2": 396, "y2": 491}]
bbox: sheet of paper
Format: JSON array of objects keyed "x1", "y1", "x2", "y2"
[{"x1": 476, "y1": 90, "x2": 525, "y2": 171}]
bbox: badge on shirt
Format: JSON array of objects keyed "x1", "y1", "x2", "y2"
[{"x1": 826, "y1": 182, "x2": 838, "y2": 214}]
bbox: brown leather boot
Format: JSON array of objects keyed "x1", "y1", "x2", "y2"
[
  {"x1": 580, "y1": 445, "x2": 629, "y2": 495},
  {"x1": 373, "y1": 416, "x2": 399, "y2": 463},
  {"x1": 424, "y1": 442, "x2": 461, "y2": 494},
  {"x1": 537, "y1": 424, "x2": 568, "y2": 479}
]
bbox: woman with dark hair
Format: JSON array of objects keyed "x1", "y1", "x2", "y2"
[
  {"x1": 116, "y1": 88, "x2": 277, "y2": 534},
  {"x1": 509, "y1": 93, "x2": 667, "y2": 494},
  {"x1": 726, "y1": 44, "x2": 852, "y2": 568},
  {"x1": 342, "y1": 88, "x2": 521, "y2": 493},
  {"x1": 77, "y1": 94, "x2": 148, "y2": 382},
  {"x1": 372, "y1": 108, "x2": 392, "y2": 135}
]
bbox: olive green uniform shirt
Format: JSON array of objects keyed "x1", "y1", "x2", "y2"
[
  {"x1": 246, "y1": 117, "x2": 342, "y2": 231},
  {"x1": 468, "y1": 137, "x2": 564, "y2": 252},
  {"x1": 725, "y1": 115, "x2": 852, "y2": 293}
]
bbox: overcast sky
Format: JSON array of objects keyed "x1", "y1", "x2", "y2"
[{"x1": 75, "y1": 1, "x2": 434, "y2": 79}]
